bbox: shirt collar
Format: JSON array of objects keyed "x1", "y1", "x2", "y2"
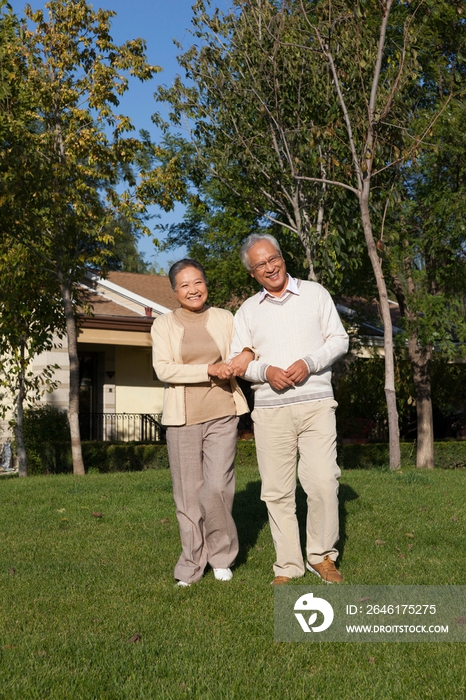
[{"x1": 259, "y1": 274, "x2": 300, "y2": 302}]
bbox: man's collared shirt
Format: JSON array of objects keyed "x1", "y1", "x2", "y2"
[{"x1": 258, "y1": 274, "x2": 300, "y2": 303}]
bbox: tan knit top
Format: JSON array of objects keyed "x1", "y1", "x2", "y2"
[{"x1": 175, "y1": 307, "x2": 236, "y2": 425}]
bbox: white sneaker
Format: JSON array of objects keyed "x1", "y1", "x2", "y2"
[
  {"x1": 176, "y1": 580, "x2": 190, "y2": 588},
  {"x1": 213, "y1": 568, "x2": 233, "y2": 582}
]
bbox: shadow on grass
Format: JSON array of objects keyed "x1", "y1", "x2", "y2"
[
  {"x1": 233, "y1": 480, "x2": 269, "y2": 567},
  {"x1": 234, "y1": 478, "x2": 359, "y2": 568},
  {"x1": 296, "y1": 480, "x2": 359, "y2": 564}
]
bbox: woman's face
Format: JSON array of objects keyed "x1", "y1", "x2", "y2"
[{"x1": 174, "y1": 266, "x2": 208, "y2": 312}]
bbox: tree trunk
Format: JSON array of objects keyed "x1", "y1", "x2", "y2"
[
  {"x1": 59, "y1": 276, "x2": 85, "y2": 475},
  {"x1": 15, "y1": 338, "x2": 28, "y2": 477},
  {"x1": 408, "y1": 336, "x2": 434, "y2": 469},
  {"x1": 359, "y1": 189, "x2": 400, "y2": 470}
]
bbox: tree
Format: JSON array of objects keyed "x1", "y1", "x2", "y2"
[
  {"x1": 0, "y1": 0, "x2": 174, "y2": 474},
  {"x1": 155, "y1": 2, "x2": 363, "y2": 288},
  {"x1": 387, "y1": 98, "x2": 466, "y2": 468},
  {"x1": 158, "y1": 166, "x2": 312, "y2": 307},
  {"x1": 0, "y1": 1, "x2": 64, "y2": 477},
  {"x1": 0, "y1": 239, "x2": 64, "y2": 477},
  {"x1": 157, "y1": 0, "x2": 464, "y2": 469},
  {"x1": 104, "y1": 216, "x2": 151, "y2": 274}
]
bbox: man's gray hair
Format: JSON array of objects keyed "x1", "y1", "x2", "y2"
[{"x1": 240, "y1": 233, "x2": 282, "y2": 271}]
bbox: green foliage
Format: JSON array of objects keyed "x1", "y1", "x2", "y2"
[
  {"x1": 23, "y1": 405, "x2": 69, "y2": 444},
  {"x1": 106, "y1": 444, "x2": 138, "y2": 472},
  {"x1": 429, "y1": 362, "x2": 466, "y2": 432},
  {"x1": 21, "y1": 405, "x2": 70, "y2": 475},
  {"x1": 140, "y1": 443, "x2": 170, "y2": 470},
  {"x1": 0, "y1": 0, "x2": 168, "y2": 277},
  {"x1": 334, "y1": 356, "x2": 466, "y2": 441},
  {"x1": 337, "y1": 443, "x2": 416, "y2": 470},
  {"x1": 159, "y1": 175, "x2": 310, "y2": 306},
  {"x1": 334, "y1": 355, "x2": 416, "y2": 439},
  {"x1": 432, "y1": 441, "x2": 466, "y2": 470},
  {"x1": 21, "y1": 440, "x2": 169, "y2": 475},
  {"x1": 15, "y1": 429, "x2": 466, "y2": 475},
  {"x1": 338, "y1": 441, "x2": 466, "y2": 470},
  {"x1": 385, "y1": 91, "x2": 466, "y2": 357},
  {"x1": 103, "y1": 216, "x2": 151, "y2": 274},
  {"x1": 0, "y1": 239, "x2": 65, "y2": 419},
  {"x1": 155, "y1": 1, "x2": 366, "y2": 287},
  {"x1": 0, "y1": 0, "x2": 184, "y2": 473}
]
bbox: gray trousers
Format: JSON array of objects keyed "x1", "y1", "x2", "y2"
[{"x1": 166, "y1": 415, "x2": 239, "y2": 584}]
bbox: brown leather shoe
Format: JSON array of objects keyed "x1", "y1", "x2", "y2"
[
  {"x1": 307, "y1": 556, "x2": 342, "y2": 584},
  {"x1": 270, "y1": 576, "x2": 292, "y2": 585}
]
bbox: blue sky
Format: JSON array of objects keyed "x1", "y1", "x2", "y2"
[{"x1": 10, "y1": 0, "x2": 231, "y2": 271}]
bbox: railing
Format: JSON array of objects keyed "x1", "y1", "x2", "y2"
[{"x1": 79, "y1": 413, "x2": 165, "y2": 443}]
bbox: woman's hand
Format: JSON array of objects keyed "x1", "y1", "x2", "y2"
[
  {"x1": 208, "y1": 362, "x2": 233, "y2": 380},
  {"x1": 228, "y1": 349, "x2": 254, "y2": 377}
]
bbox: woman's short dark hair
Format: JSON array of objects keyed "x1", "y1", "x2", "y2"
[{"x1": 168, "y1": 258, "x2": 207, "y2": 290}]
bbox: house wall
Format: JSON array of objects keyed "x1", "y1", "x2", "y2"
[
  {"x1": 35, "y1": 343, "x2": 70, "y2": 411},
  {"x1": 115, "y1": 346, "x2": 164, "y2": 414},
  {"x1": 0, "y1": 338, "x2": 69, "y2": 442},
  {"x1": 1, "y1": 337, "x2": 164, "y2": 441}
]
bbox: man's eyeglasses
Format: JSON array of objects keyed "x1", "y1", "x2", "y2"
[{"x1": 251, "y1": 254, "x2": 283, "y2": 273}]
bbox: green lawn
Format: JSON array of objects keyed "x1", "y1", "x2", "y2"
[{"x1": 0, "y1": 458, "x2": 465, "y2": 699}]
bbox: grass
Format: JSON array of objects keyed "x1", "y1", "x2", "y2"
[{"x1": 0, "y1": 457, "x2": 465, "y2": 700}]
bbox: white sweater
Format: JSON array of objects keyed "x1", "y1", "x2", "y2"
[{"x1": 230, "y1": 279, "x2": 349, "y2": 408}]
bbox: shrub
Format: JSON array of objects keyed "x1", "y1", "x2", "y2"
[
  {"x1": 22, "y1": 405, "x2": 70, "y2": 475},
  {"x1": 140, "y1": 444, "x2": 170, "y2": 470},
  {"x1": 83, "y1": 442, "x2": 168, "y2": 473},
  {"x1": 433, "y1": 441, "x2": 466, "y2": 469},
  {"x1": 337, "y1": 441, "x2": 466, "y2": 470},
  {"x1": 106, "y1": 444, "x2": 140, "y2": 472}
]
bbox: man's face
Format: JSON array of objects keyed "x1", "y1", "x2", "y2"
[{"x1": 248, "y1": 240, "x2": 288, "y2": 296}]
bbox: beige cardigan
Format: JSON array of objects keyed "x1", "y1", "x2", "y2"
[{"x1": 151, "y1": 307, "x2": 249, "y2": 426}]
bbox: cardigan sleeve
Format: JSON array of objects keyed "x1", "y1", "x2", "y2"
[{"x1": 151, "y1": 315, "x2": 211, "y2": 384}]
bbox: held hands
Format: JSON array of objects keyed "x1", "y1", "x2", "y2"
[
  {"x1": 208, "y1": 362, "x2": 233, "y2": 380},
  {"x1": 209, "y1": 355, "x2": 309, "y2": 386},
  {"x1": 208, "y1": 349, "x2": 254, "y2": 381},
  {"x1": 266, "y1": 359, "x2": 309, "y2": 391},
  {"x1": 228, "y1": 349, "x2": 255, "y2": 377}
]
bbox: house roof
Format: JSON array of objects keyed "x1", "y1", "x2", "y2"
[
  {"x1": 81, "y1": 290, "x2": 142, "y2": 318},
  {"x1": 106, "y1": 271, "x2": 179, "y2": 311},
  {"x1": 78, "y1": 271, "x2": 179, "y2": 337},
  {"x1": 336, "y1": 296, "x2": 402, "y2": 340}
]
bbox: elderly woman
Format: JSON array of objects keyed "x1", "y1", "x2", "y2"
[{"x1": 151, "y1": 259, "x2": 251, "y2": 587}]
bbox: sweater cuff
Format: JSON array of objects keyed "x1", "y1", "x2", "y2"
[
  {"x1": 260, "y1": 363, "x2": 270, "y2": 382},
  {"x1": 302, "y1": 356, "x2": 315, "y2": 374}
]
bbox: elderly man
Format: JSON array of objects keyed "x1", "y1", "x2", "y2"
[{"x1": 229, "y1": 233, "x2": 349, "y2": 585}]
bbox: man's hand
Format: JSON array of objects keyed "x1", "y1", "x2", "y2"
[
  {"x1": 285, "y1": 359, "x2": 309, "y2": 385},
  {"x1": 208, "y1": 362, "x2": 233, "y2": 380},
  {"x1": 228, "y1": 349, "x2": 254, "y2": 377},
  {"x1": 266, "y1": 365, "x2": 295, "y2": 391}
]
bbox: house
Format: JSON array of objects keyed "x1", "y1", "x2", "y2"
[{"x1": 0, "y1": 271, "x2": 179, "y2": 443}]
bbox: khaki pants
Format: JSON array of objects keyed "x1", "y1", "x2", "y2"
[
  {"x1": 252, "y1": 399, "x2": 340, "y2": 578},
  {"x1": 166, "y1": 415, "x2": 239, "y2": 584}
]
